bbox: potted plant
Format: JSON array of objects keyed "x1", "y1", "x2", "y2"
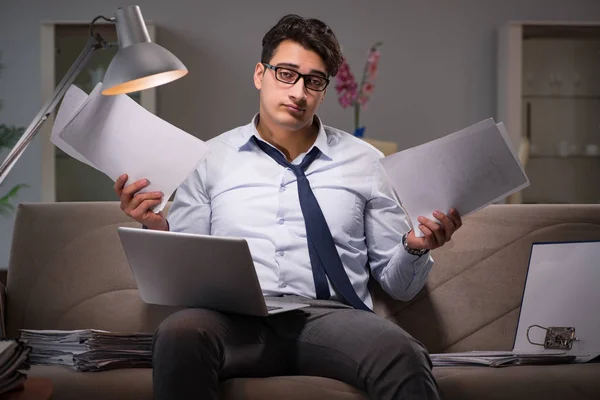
[{"x1": 335, "y1": 42, "x2": 382, "y2": 137}]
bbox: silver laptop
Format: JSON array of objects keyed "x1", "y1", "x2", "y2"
[
  {"x1": 117, "y1": 227, "x2": 309, "y2": 316},
  {"x1": 512, "y1": 240, "x2": 600, "y2": 362}
]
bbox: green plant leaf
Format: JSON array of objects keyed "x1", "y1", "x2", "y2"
[
  {"x1": 0, "y1": 183, "x2": 28, "y2": 216},
  {"x1": 0, "y1": 124, "x2": 24, "y2": 149},
  {"x1": 0, "y1": 51, "x2": 29, "y2": 216}
]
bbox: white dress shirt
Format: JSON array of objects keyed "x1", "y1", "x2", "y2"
[{"x1": 167, "y1": 115, "x2": 434, "y2": 309}]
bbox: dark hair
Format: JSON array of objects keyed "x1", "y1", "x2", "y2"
[{"x1": 261, "y1": 14, "x2": 343, "y2": 77}]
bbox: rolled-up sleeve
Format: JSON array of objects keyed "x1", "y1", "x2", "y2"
[
  {"x1": 167, "y1": 160, "x2": 212, "y2": 235},
  {"x1": 365, "y1": 160, "x2": 434, "y2": 301}
]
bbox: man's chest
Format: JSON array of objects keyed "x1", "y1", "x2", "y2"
[{"x1": 206, "y1": 154, "x2": 373, "y2": 237}]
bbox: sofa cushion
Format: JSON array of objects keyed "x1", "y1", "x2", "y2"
[
  {"x1": 26, "y1": 363, "x2": 600, "y2": 400},
  {"x1": 435, "y1": 363, "x2": 600, "y2": 400},
  {"x1": 25, "y1": 365, "x2": 367, "y2": 400},
  {"x1": 6, "y1": 202, "x2": 180, "y2": 338}
]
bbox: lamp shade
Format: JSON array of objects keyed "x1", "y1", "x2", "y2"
[{"x1": 101, "y1": 6, "x2": 187, "y2": 95}]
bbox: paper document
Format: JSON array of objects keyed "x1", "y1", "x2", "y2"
[
  {"x1": 381, "y1": 118, "x2": 529, "y2": 237},
  {"x1": 51, "y1": 83, "x2": 211, "y2": 212},
  {"x1": 430, "y1": 351, "x2": 575, "y2": 367},
  {"x1": 0, "y1": 339, "x2": 30, "y2": 394},
  {"x1": 20, "y1": 329, "x2": 153, "y2": 372}
]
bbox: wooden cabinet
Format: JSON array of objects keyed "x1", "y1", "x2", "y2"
[{"x1": 497, "y1": 22, "x2": 600, "y2": 204}]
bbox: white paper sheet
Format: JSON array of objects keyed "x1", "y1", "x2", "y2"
[
  {"x1": 51, "y1": 85, "x2": 96, "y2": 168},
  {"x1": 52, "y1": 83, "x2": 210, "y2": 212},
  {"x1": 380, "y1": 118, "x2": 530, "y2": 237}
]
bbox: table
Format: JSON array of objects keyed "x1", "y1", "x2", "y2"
[{"x1": 1, "y1": 378, "x2": 53, "y2": 400}]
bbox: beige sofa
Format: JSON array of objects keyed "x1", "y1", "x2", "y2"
[{"x1": 3, "y1": 202, "x2": 600, "y2": 399}]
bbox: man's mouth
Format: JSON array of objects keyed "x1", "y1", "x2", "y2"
[{"x1": 284, "y1": 104, "x2": 305, "y2": 112}]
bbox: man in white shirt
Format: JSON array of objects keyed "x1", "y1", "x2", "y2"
[{"x1": 115, "y1": 14, "x2": 462, "y2": 400}]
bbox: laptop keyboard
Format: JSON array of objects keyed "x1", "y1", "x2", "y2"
[{"x1": 266, "y1": 306, "x2": 283, "y2": 311}]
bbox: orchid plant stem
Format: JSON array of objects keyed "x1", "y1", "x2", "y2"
[{"x1": 354, "y1": 102, "x2": 360, "y2": 132}]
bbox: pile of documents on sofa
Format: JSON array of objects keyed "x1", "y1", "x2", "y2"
[
  {"x1": 0, "y1": 339, "x2": 30, "y2": 394},
  {"x1": 19, "y1": 329, "x2": 153, "y2": 372}
]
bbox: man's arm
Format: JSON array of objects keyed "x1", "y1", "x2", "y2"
[
  {"x1": 114, "y1": 159, "x2": 212, "y2": 234},
  {"x1": 165, "y1": 160, "x2": 212, "y2": 235},
  {"x1": 365, "y1": 160, "x2": 462, "y2": 301},
  {"x1": 364, "y1": 160, "x2": 434, "y2": 302}
]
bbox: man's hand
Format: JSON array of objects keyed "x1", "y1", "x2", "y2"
[
  {"x1": 406, "y1": 208, "x2": 462, "y2": 251},
  {"x1": 114, "y1": 174, "x2": 168, "y2": 231}
]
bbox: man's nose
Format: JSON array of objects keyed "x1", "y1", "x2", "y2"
[{"x1": 289, "y1": 77, "x2": 307, "y2": 100}]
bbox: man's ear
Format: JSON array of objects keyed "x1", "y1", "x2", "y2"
[
  {"x1": 254, "y1": 63, "x2": 265, "y2": 90},
  {"x1": 321, "y1": 88, "x2": 326, "y2": 102}
]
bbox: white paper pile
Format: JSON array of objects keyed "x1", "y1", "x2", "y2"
[
  {"x1": 75, "y1": 331, "x2": 153, "y2": 372},
  {"x1": 0, "y1": 339, "x2": 30, "y2": 394},
  {"x1": 20, "y1": 329, "x2": 153, "y2": 372},
  {"x1": 430, "y1": 351, "x2": 576, "y2": 367}
]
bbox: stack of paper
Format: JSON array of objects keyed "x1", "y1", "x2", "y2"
[
  {"x1": 430, "y1": 351, "x2": 576, "y2": 367},
  {"x1": 20, "y1": 330, "x2": 91, "y2": 368},
  {"x1": 0, "y1": 339, "x2": 30, "y2": 395},
  {"x1": 51, "y1": 83, "x2": 211, "y2": 212},
  {"x1": 20, "y1": 329, "x2": 153, "y2": 372},
  {"x1": 381, "y1": 119, "x2": 530, "y2": 237},
  {"x1": 75, "y1": 331, "x2": 153, "y2": 372}
]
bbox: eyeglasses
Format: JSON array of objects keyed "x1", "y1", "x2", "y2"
[{"x1": 262, "y1": 63, "x2": 329, "y2": 92}]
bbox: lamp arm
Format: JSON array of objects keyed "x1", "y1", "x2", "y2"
[{"x1": 0, "y1": 33, "x2": 109, "y2": 186}]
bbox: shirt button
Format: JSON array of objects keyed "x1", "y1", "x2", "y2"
[
  {"x1": 278, "y1": 218, "x2": 285, "y2": 225},
  {"x1": 278, "y1": 251, "x2": 285, "y2": 256},
  {"x1": 279, "y1": 186, "x2": 286, "y2": 192},
  {"x1": 279, "y1": 282, "x2": 287, "y2": 288}
]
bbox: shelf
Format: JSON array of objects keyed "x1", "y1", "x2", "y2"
[
  {"x1": 523, "y1": 94, "x2": 600, "y2": 100},
  {"x1": 530, "y1": 154, "x2": 600, "y2": 159}
]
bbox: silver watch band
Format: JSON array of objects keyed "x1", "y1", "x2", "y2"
[{"x1": 402, "y1": 233, "x2": 428, "y2": 257}]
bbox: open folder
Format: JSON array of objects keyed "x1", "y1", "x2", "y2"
[
  {"x1": 51, "y1": 83, "x2": 210, "y2": 212},
  {"x1": 380, "y1": 118, "x2": 530, "y2": 236}
]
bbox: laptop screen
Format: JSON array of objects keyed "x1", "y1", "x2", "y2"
[{"x1": 512, "y1": 240, "x2": 600, "y2": 362}]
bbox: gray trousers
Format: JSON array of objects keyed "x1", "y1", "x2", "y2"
[{"x1": 152, "y1": 296, "x2": 440, "y2": 400}]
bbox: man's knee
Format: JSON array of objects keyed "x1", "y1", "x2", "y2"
[
  {"x1": 379, "y1": 328, "x2": 432, "y2": 373},
  {"x1": 153, "y1": 308, "x2": 225, "y2": 355}
]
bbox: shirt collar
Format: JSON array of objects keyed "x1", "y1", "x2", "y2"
[{"x1": 235, "y1": 113, "x2": 332, "y2": 160}]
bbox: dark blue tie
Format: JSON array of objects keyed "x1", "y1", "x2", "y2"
[{"x1": 252, "y1": 136, "x2": 370, "y2": 311}]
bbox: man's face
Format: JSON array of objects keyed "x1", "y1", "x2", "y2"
[{"x1": 254, "y1": 39, "x2": 327, "y2": 132}]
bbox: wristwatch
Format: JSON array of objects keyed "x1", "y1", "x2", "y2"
[{"x1": 402, "y1": 233, "x2": 429, "y2": 257}]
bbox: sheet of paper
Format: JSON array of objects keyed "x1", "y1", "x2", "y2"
[
  {"x1": 381, "y1": 118, "x2": 530, "y2": 237},
  {"x1": 51, "y1": 85, "x2": 96, "y2": 168},
  {"x1": 54, "y1": 83, "x2": 210, "y2": 212}
]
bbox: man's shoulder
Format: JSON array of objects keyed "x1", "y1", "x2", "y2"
[
  {"x1": 323, "y1": 124, "x2": 384, "y2": 160},
  {"x1": 205, "y1": 122, "x2": 253, "y2": 152}
]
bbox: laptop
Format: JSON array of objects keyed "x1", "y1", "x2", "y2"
[
  {"x1": 512, "y1": 240, "x2": 600, "y2": 362},
  {"x1": 117, "y1": 227, "x2": 309, "y2": 316}
]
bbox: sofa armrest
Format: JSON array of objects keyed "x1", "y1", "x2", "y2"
[{"x1": 0, "y1": 282, "x2": 5, "y2": 338}]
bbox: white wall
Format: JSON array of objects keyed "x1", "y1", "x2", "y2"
[{"x1": 1, "y1": 0, "x2": 599, "y2": 267}]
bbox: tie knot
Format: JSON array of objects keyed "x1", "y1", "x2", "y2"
[{"x1": 252, "y1": 136, "x2": 321, "y2": 177}]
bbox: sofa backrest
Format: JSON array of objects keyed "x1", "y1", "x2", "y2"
[
  {"x1": 5, "y1": 202, "x2": 179, "y2": 339},
  {"x1": 6, "y1": 202, "x2": 600, "y2": 353},
  {"x1": 370, "y1": 204, "x2": 600, "y2": 353}
]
